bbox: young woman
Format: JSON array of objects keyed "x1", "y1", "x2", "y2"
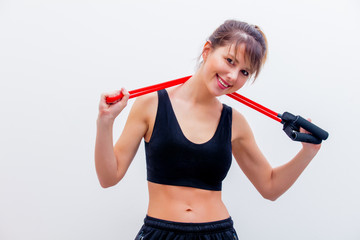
[{"x1": 95, "y1": 19, "x2": 321, "y2": 240}]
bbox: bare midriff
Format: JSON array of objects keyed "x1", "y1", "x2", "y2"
[{"x1": 147, "y1": 181, "x2": 230, "y2": 223}]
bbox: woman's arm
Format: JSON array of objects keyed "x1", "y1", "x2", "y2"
[
  {"x1": 94, "y1": 89, "x2": 151, "y2": 188},
  {"x1": 231, "y1": 109, "x2": 321, "y2": 201}
]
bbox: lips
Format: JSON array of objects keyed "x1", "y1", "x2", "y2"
[{"x1": 216, "y1": 74, "x2": 231, "y2": 89}]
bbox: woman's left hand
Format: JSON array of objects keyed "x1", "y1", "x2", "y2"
[{"x1": 300, "y1": 118, "x2": 322, "y2": 153}]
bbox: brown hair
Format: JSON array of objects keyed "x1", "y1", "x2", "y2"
[{"x1": 202, "y1": 19, "x2": 268, "y2": 81}]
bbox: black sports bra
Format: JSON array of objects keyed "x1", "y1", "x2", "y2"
[{"x1": 144, "y1": 89, "x2": 233, "y2": 191}]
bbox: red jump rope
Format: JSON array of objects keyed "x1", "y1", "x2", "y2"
[{"x1": 105, "y1": 76, "x2": 328, "y2": 144}]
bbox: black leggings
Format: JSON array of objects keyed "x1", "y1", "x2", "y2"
[{"x1": 135, "y1": 215, "x2": 239, "y2": 240}]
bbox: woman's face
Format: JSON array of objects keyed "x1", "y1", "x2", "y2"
[{"x1": 201, "y1": 42, "x2": 251, "y2": 96}]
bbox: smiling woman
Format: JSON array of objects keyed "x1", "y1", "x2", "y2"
[
  {"x1": 200, "y1": 20, "x2": 268, "y2": 81},
  {"x1": 95, "y1": 19, "x2": 321, "y2": 240},
  {"x1": 201, "y1": 43, "x2": 252, "y2": 95}
]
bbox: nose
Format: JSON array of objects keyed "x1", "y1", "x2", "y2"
[{"x1": 226, "y1": 69, "x2": 238, "y2": 83}]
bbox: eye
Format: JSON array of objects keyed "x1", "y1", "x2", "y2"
[
  {"x1": 226, "y1": 58, "x2": 234, "y2": 65},
  {"x1": 241, "y1": 70, "x2": 249, "y2": 76}
]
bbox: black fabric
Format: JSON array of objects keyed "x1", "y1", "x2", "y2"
[
  {"x1": 144, "y1": 89, "x2": 233, "y2": 191},
  {"x1": 135, "y1": 215, "x2": 239, "y2": 240}
]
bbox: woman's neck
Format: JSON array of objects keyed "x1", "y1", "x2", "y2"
[{"x1": 173, "y1": 71, "x2": 218, "y2": 106}]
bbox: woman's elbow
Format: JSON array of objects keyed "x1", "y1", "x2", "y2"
[
  {"x1": 263, "y1": 193, "x2": 279, "y2": 201},
  {"x1": 98, "y1": 175, "x2": 123, "y2": 188},
  {"x1": 259, "y1": 188, "x2": 280, "y2": 201},
  {"x1": 99, "y1": 181, "x2": 114, "y2": 188}
]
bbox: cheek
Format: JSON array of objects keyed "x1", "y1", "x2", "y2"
[
  {"x1": 204, "y1": 57, "x2": 226, "y2": 73},
  {"x1": 234, "y1": 77, "x2": 248, "y2": 89}
]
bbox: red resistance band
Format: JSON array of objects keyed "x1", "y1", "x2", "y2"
[
  {"x1": 105, "y1": 75, "x2": 281, "y2": 122},
  {"x1": 105, "y1": 76, "x2": 328, "y2": 144}
]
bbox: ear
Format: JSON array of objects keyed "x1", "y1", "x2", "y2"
[{"x1": 202, "y1": 40, "x2": 212, "y2": 62}]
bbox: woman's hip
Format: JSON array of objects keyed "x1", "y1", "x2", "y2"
[{"x1": 135, "y1": 215, "x2": 239, "y2": 240}]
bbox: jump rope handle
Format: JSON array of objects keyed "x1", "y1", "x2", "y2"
[
  {"x1": 280, "y1": 112, "x2": 329, "y2": 144},
  {"x1": 106, "y1": 93, "x2": 124, "y2": 104}
]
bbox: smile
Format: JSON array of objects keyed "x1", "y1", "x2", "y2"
[{"x1": 216, "y1": 74, "x2": 231, "y2": 89}]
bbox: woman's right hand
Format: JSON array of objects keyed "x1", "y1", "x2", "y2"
[{"x1": 98, "y1": 88, "x2": 130, "y2": 122}]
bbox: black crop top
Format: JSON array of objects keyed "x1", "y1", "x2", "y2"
[{"x1": 144, "y1": 89, "x2": 233, "y2": 191}]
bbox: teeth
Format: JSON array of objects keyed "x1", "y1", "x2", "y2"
[{"x1": 217, "y1": 75, "x2": 229, "y2": 88}]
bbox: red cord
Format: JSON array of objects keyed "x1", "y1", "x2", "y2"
[
  {"x1": 226, "y1": 92, "x2": 281, "y2": 122},
  {"x1": 105, "y1": 76, "x2": 191, "y2": 103},
  {"x1": 105, "y1": 76, "x2": 281, "y2": 122}
]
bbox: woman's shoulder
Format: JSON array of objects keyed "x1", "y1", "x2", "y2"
[
  {"x1": 130, "y1": 91, "x2": 158, "y2": 121},
  {"x1": 133, "y1": 91, "x2": 158, "y2": 106},
  {"x1": 231, "y1": 107, "x2": 247, "y2": 123},
  {"x1": 231, "y1": 108, "x2": 253, "y2": 141}
]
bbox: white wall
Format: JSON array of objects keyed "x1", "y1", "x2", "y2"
[{"x1": 1, "y1": 0, "x2": 359, "y2": 239}]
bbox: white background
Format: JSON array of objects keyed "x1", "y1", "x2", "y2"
[{"x1": 1, "y1": 0, "x2": 359, "y2": 239}]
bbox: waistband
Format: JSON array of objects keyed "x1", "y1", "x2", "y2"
[{"x1": 143, "y1": 215, "x2": 234, "y2": 233}]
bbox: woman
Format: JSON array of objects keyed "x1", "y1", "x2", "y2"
[{"x1": 95, "y1": 20, "x2": 321, "y2": 240}]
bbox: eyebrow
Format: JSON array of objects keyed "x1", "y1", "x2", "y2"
[
  {"x1": 228, "y1": 53, "x2": 252, "y2": 72},
  {"x1": 228, "y1": 53, "x2": 239, "y2": 63}
]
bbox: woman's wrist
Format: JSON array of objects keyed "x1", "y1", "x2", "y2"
[
  {"x1": 300, "y1": 144, "x2": 320, "y2": 159},
  {"x1": 97, "y1": 112, "x2": 115, "y2": 126}
]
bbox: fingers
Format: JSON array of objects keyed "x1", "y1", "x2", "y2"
[
  {"x1": 300, "y1": 118, "x2": 311, "y2": 134},
  {"x1": 100, "y1": 88, "x2": 129, "y2": 104},
  {"x1": 300, "y1": 118, "x2": 322, "y2": 150},
  {"x1": 100, "y1": 90, "x2": 119, "y2": 103},
  {"x1": 120, "y1": 88, "x2": 130, "y2": 102},
  {"x1": 111, "y1": 88, "x2": 130, "y2": 111},
  {"x1": 98, "y1": 88, "x2": 130, "y2": 119}
]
